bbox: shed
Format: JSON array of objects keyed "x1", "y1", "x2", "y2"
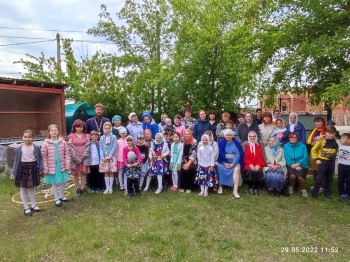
[
  {"x1": 0, "y1": 77, "x2": 67, "y2": 142},
  {"x1": 65, "y1": 103, "x2": 95, "y2": 134}
]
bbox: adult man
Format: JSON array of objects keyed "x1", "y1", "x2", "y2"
[
  {"x1": 86, "y1": 103, "x2": 110, "y2": 136},
  {"x1": 181, "y1": 108, "x2": 197, "y2": 131},
  {"x1": 254, "y1": 108, "x2": 263, "y2": 125}
]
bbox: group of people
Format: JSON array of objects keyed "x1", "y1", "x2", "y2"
[{"x1": 11, "y1": 103, "x2": 350, "y2": 216}]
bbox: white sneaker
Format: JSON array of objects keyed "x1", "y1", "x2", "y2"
[
  {"x1": 108, "y1": 189, "x2": 113, "y2": 194},
  {"x1": 301, "y1": 190, "x2": 308, "y2": 197},
  {"x1": 319, "y1": 187, "x2": 325, "y2": 193},
  {"x1": 233, "y1": 191, "x2": 240, "y2": 199},
  {"x1": 218, "y1": 186, "x2": 223, "y2": 195},
  {"x1": 143, "y1": 187, "x2": 149, "y2": 192},
  {"x1": 288, "y1": 186, "x2": 293, "y2": 195},
  {"x1": 186, "y1": 189, "x2": 191, "y2": 194},
  {"x1": 155, "y1": 187, "x2": 162, "y2": 194},
  {"x1": 103, "y1": 189, "x2": 109, "y2": 194}
]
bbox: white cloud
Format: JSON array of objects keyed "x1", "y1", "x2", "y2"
[{"x1": 0, "y1": 0, "x2": 124, "y2": 78}]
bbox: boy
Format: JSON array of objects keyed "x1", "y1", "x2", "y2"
[
  {"x1": 87, "y1": 131, "x2": 104, "y2": 193},
  {"x1": 336, "y1": 133, "x2": 350, "y2": 200},
  {"x1": 163, "y1": 118, "x2": 176, "y2": 142},
  {"x1": 225, "y1": 120, "x2": 241, "y2": 143},
  {"x1": 311, "y1": 126, "x2": 338, "y2": 198}
]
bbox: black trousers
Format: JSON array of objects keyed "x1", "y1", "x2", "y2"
[
  {"x1": 337, "y1": 163, "x2": 350, "y2": 196},
  {"x1": 127, "y1": 178, "x2": 140, "y2": 194},
  {"x1": 87, "y1": 165, "x2": 104, "y2": 189},
  {"x1": 179, "y1": 163, "x2": 196, "y2": 190},
  {"x1": 313, "y1": 160, "x2": 335, "y2": 196}
]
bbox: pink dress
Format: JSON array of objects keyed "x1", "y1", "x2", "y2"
[
  {"x1": 69, "y1": 133, "x2": 90, "y2": 175},
  {"x1": 116, "y1": 138, "x2": 127, "y2": 169}
]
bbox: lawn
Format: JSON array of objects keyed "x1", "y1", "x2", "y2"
[{"x1": 0, "y1": 175, "x2": 349, "y2": 262}]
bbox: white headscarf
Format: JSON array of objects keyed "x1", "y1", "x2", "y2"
[
  {"x1": 223, "y1": 129, "x2": 236, "y2": 136},
  {"x1": 289, "y1": 112, "x2": 298, "y2": 132},
  {"x1": 247, "y1": 131, "x2": 258, "y2": 156}
]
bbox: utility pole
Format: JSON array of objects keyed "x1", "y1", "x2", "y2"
[{"x1": 56, "y1": 33, "x2": 61, "y2": 70}]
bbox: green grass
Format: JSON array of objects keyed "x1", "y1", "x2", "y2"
[{"x1": 0, "y1": 175, "x2": 349, "y2": 261}]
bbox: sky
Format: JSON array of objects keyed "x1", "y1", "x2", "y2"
[{"x1": 0, "y1": 0, "x2": 125, "y2": 78}]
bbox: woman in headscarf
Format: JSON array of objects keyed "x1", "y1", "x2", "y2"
[
  {"x1": 284, "y1": 132, "x2": 309, "y2": 197},
  {"x1": 263, "y1": 136, "x2": 287, "y2": 196},
  {"x1": 272, "y1": 118, "x2": 289, "y2": 146},
  {"x1": 258, "y1": 111, "x2": 275, "y2": 147},
  {"x1": 285, "y1": 112, "x2": 306, "y2": 145},
  {"x1": 244, "y1": 131, "x2": 265, "y2": 196},
  {"x1": 179, "y1": 129, "x2": 198, "y2": 193},
  {"x1": 217, "y1": 129, "x2": 244, "y2": 198}
]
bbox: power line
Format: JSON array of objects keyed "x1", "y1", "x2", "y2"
[
  {"x1": 0, "y1": 36, "x2": 52, "y2": 40},
  {"x1": 0, "y1": 35, "x2": 117, "y2": 44},
  {"x1": 0, "y1": 26, "x2": 87, "y2": 33},
  {"x1": 0, "y1": 40, "x2": 55, "y2": 47}
]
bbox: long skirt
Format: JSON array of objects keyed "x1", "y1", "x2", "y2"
[{"x1": 265, "y1": 169, "x2": 285, "y2": 190}]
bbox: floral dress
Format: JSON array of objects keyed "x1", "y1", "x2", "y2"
[{"x1": 148, "y1": 142, "x2": 169, "y2": 176}]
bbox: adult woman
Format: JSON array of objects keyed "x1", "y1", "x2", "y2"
[
  {"x1": 179, "y1": 129, "x2": 197, "y2": 193},
  {"x1": 263, "y1": 136, "x2": 287, "y2": 196},
  {"x1": 141, "y1": 111, "x2": 159, "y2": 139},
  {"x1": 258, "y1": 112, "x2": 274, "y2": 147},
  {"x1": 126, "y1": 112, "x2": 144, "y2": 143},
  {"x1": 217, "y1": 130, "x2": 244, "y2": 198},
  {"x1": 284, "y1": 132, "x2": 309, "y2": 197},
  {"x1": 193, "y1": 110, "x2": 210, "y2": 142},
  {"x1": 244, "y1": 131, "x2": 265, "y2": 196},
  {"x1": 208, "y1": 110, "x2": 219, "y2": 141},
  {"x1": 285, "y1": 112, "x2": 306, "y2": 145},
  {"x1": 216, "y1": 112, "x2": 234, "y2": 141}
]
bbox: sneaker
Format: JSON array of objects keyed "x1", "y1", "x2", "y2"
[
  {"x1": 172, "y1": 186, "x2": 178, "y2": 191},
  {"x1": 198, "y1": 191, "x2": 204, "y2": 196},
  {"x1": 95, "y1": 188, "x2": 101, "y2": 193},
  {"x1": 170, "y1": 186, "x2": 175, "y2": 191},
  {"x1": 55, "y1": 200, "x2": 62, "y2": 207},
  {"x1": 155, "y1": 187, "x2": 163, "y2": 194},
  {"x1": 103, "y1": 189, "x2": 109, "y2": 195},
  {"x1": 24, "y1": 208, "x2": 32, "y2": 216},
  {"x1": 204, "y1": 191, "x2": 208, "y2": 197},
  {"x1": 108, "y1": 189, "x2": 113, "y2": 194},
  {"x1": 340, "y1": 194, "x2": 350, "y2": 201},
  {"x1": 31, "y1": 206, "x2": 42, "y2": 212},
  {"x1": 288, "y1": 186, "x2": 293, "y2": 195},
  {"x1": 319, "y1": 187, "x2": 325, "y2": 193},
  {"x1": 81, "y1": 188, "x2": 87, "y2": 195},
  {"x1": 186, "y1": 190, "x2": 191, "y2": 194},
  {"x1": 233, "y1": 191, "x2": 240, "y2": 199},
  {"x1": 218, "y1": 186, "x2": 223, "y2": 195},
  {"x1": 248, "y1": 188, "x2": 254, "y2": 195},
  {"x1": 75, "y1": 188, "x2": 82, "y2": 196},
  {"x1": 301, "y1": 190, "x2": 308, "y2": 197},
  {"x1": 143, "y1": 187, "x2": 149, "y2": 192},
  {"x1": 179, "y1": 189, "x2": 185, "y2": 193},
  {"x1": 90, "y1": 188, "x2": 95, "y2": 193}
]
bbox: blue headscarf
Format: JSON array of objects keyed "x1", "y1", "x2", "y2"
[{"x1": 269, "y1": 136, "x2": 280, "y2": 157}]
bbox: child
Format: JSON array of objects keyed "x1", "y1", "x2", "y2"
[
  {"x1": 272, "y1": 118, "x2": 288, "y2": 146},
  {"x1": 41, "y1": 124, "x2": 70, "y2": 207},
  {"x1": 112, "y1": 115, "x2": 129, "y2": 137},
  {"x1": 174, "y1": 114, "x2": 185, "y2": 139},
  {"x1": 123, "y1": 135, "x2": 142, "y2": 195},
  {"x1": 116, "y1": 127, "x2": 128, "y2": 191},
  {"x1": 124, "y1": 151, "x2": 142, "y2": 197},
  {"x1": 336, "y1": 133, "x2": 350, "y2": 200},
  {"x1": 170, "y1": 132, "x2": 183, "y2": 191},
  {"x1": 222, "y1": 120, "x2": 240, "y2": 143},
  {"x1": 136, "y1": 134, "x2": 149, "y2": 190},
  {"x1": 87, "y1": 131, "x2": 104, "y2": 193},
  {"x1": 145, "y1": 133, "x2": 170, "y2": 194},
  {"x1": 163, "y1": 118, "x2": 176, "y2": 141},
  {"x1": 311, "y1": 125, "x2": 338, "y2": 198},
  {"x1": 11, "y1": 130, "x2": 43, "y2": 215},
  {"x1": 99, "y1": 122, "x2": 117, "y2": 194},
  {"x1": 68, "y1": 119, "x2": 91, "y2": 196},
  {"x1": 195, "y1": 134, "x2": 217, "y2": 196}
]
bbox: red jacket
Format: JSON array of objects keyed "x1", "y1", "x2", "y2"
[{"x1": 244, "y1": 143, "x2": 265, "y2": 170}]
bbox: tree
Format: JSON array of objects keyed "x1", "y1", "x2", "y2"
[
  {"x1": 88, "y1": 0, "x2": 175, "y2": 116},
  {"x1": 250, "y1": 0, "x2": 350, "y2": 108}
]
